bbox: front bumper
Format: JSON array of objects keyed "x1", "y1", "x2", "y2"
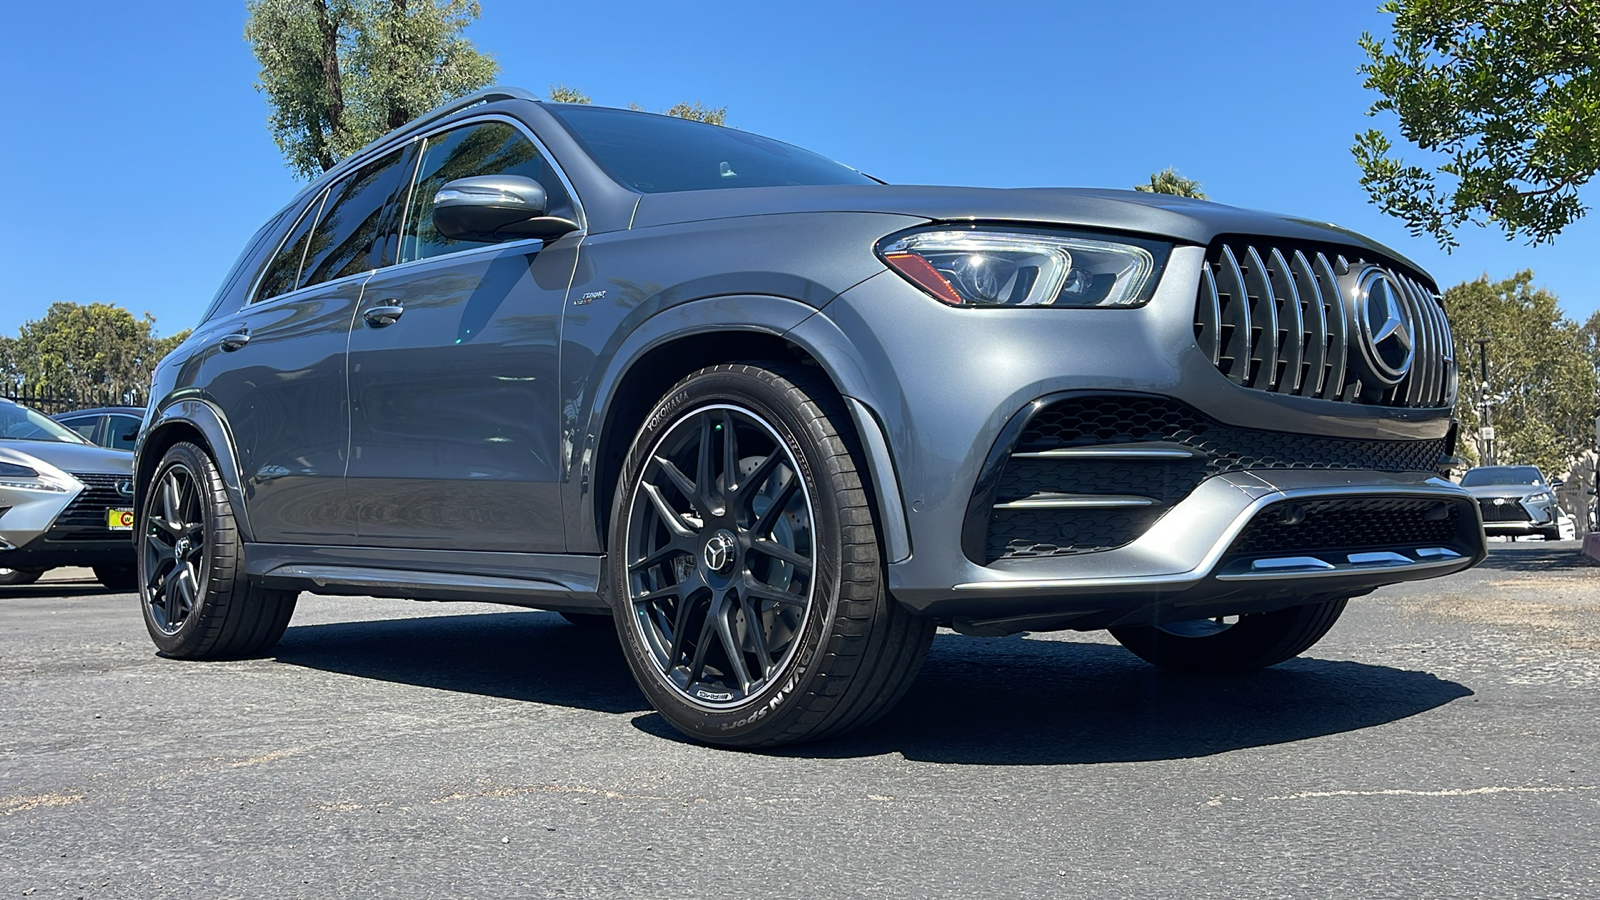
[
  {"x1": 795, "y1": 244, "x2": 1481, "y2": 633},
  {"x1": 1, "y1": 471, "x2": 135, "y2": 570}
]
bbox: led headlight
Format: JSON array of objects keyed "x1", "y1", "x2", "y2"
[
  {"x1": 878, "y1": 228, "x2": 1166, "y2": 308},
  {"x1": 0, "y1": 462, "x2": 38, "y2": 478},
  {"x1": 1525, "y1": 491, "x2": 1554, "y2": 504}
]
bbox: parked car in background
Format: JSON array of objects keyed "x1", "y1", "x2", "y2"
[
  {"x1": 0, "y1": 399, "x2": 137, "y2": 587},
  {"x1": 1461, "y1": 465, "x2": 1563, "y2": 541},
  {"x1": 134, "y1": 87, "x2": 1483, "y2": 748},
  {"x1": 53, "y1": 407, "x2": 146, "y2": 452}
]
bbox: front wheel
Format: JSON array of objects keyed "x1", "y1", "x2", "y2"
[
  {"x1": 0, "y1": 568, "x2": 44, "y2": 586},
  {"x1": 1108, "y1": 598, "x2": 1348, "y2": 674},
  {"x1": 138, "y1": 442, "x2": 299, "y2": 659},
  {"x1": 609, "y1": 363, "x2": 933, "y2": 748}
]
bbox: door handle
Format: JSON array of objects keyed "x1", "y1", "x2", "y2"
[
  {"x1": 363, "y1": 303, "x2": 404, "y2": 328},
  {"x1": 219, "y1": 330, "x2": 251, "y2": 351}
]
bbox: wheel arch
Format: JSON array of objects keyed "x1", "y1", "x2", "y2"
[
  {"x1": 136, "y1": 400, "x2": 253, "y2": 543},
  {"x1": 582, "y1": 297, "x2": 910, "y2": 564}
]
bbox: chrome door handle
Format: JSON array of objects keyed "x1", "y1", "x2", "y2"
[
  {"x1": 363, "y1": 304, "x2": 404, "y2": 327},
  {"x1": 219, "y1": 330, "x2": 251, "y2": 351}
]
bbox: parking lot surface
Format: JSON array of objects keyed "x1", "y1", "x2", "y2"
[{"x1": 3, "y1": 544, "x2": 1598, "y2": 898}]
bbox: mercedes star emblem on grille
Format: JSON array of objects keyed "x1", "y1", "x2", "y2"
[{"x1": 1353, "y1": 266, "x2": 1415, "y2": 384}]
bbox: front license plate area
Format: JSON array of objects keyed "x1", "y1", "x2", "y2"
[{"x1": 107, "y1": 508, "x2": 134, "y2": 531}]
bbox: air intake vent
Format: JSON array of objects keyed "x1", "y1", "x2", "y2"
[{"x1": 1193, "y1": 239, "x2": 1454, "y2": 408}]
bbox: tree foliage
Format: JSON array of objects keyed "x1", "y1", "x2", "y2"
[
  {"x1": 246, "y1": 0, "x2": 498, "y2": 178},
  {"x1": 547, "y1": 84, "x2": 591, "y2": 104},
  {"x1": 549, "y1": 85, "x2": 727, "y2": 125},
  {"x1": 1353, "y1": 0, "x2": 1600, "y2": 249},
  {"x1": 1134, "y1": 168, "x2": 1207, "y2": 199},
  {"x1": 1443, "y1": 272, "x2": 1597, "y2": 475},
  {"x1": 0, "y1": 303, "x2": 190, "y2": 407}
]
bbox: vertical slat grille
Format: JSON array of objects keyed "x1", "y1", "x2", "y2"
[{"x1": 1193, "y1": 239, "x2": 1454, "y2": 409}]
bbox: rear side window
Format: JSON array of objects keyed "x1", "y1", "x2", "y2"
[
  {"x1": 106, "y1": 415, "x2": 141, "y2": 450},
  {"x1": 254, "y1": 191, "x2": 328, "y2": 303},
  {"x1": 58, "y1": 415, "x2": 99, "y2": 442},
  {"x1": 401, "y1": 121, "x2": 575, "y2": 263},
  {"x1": 299, "y1": 149, "x2": 409, "y2": 288}
]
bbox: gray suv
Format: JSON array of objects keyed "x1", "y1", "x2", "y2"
[{"x1": 135, "y1": 87, "x2": 1486, "y2": 747}]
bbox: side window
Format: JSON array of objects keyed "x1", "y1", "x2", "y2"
[
  {"x1": 107, "y1": 415, "x2": 141, "y2": 451},
  {"x1": 299, "y1": 149, "x2": 409, "y2": 289},
  {"x1": 59, "y1": 416, "x2": 99, "y2": 442},
  {"x1": 401, "y1": 121, "x2": 575, "y2": 263},
  {"x1": 254, "y1": 191, "x2": 328, "y2": 303}
]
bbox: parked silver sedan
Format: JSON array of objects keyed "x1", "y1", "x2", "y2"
[
  {"x1": 1461, "y1": 465, "x2": 1563, "y2": 541},
  {"x1": 0, "y1": 399, "x2": 136, "y2": 587}
]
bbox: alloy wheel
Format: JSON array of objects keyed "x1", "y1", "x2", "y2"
[
  {"x1": 142, "y1": 464, "x2": 206, "y2": 635},
  {"x1": 624, "y1": 403, "x2": 817, "y2": 709}
]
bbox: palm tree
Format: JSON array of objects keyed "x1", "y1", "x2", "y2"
[{"x1": 1135, "y1": 168, "x2": 1208, "y2": 199}]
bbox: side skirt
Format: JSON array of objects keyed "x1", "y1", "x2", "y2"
[{"x1": 243, "y1": 543, "x2": 607, "y2": 613}]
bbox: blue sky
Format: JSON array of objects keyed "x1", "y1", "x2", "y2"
[{"x1": 1, "y1": 0, "x2": 1594, "y2": 338}]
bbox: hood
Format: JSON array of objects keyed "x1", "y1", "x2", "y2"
[
  {"x1": 630, "y1": 184, "x2": 1430, "y2": 279},
  {"x1": 1462, "y1": 484, "x2": 1546, "y2": 500},
  {"x1": 0, "y1": 439, "x2": 133, "y2": 477}
]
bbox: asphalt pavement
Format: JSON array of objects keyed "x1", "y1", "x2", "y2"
[{"x1": 3, "y1": 544, "x2": 1598, "y2": 898}]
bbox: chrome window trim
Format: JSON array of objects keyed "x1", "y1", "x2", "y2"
[
  {"x1": 393, "y1": 112, "x2": 588, "y2": 264},
  {"x1": 239, "y1": 267, "x2": 379, "y2": 317}
]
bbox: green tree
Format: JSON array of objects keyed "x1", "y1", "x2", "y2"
[
  {"x1": 1353, "y1": 0, "x2": 1600, "y2": 249},
  {"x1": 1444, "y1": 272, "x2": 1597, "y2": 475},
  {"x1": 0, "y1": 303, "x2": 191, "y2": 407},
  {"x1": 246, "y1": 0, "x2": 497, "y2": 178},
  {"x1": 547, "y1": 84, "x2": 591, "y2": 104},
  {"x1": 664, "y1": 101, "x2": 727, "y2": 126},
  {"x1": 1135, "y1": 168, "x2": 1207, "y2": 199}
]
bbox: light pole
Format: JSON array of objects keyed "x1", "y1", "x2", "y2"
[{"x1": 1476, "y1": 337, "x2": 1495, "y2": 466}]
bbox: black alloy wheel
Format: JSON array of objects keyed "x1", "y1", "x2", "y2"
[
  {"x1": 138, "y1": 442, "x2": 298, "y2": 658},
  {"x1": 143, "y1": 462, "x2": 206, "y2": 633},
  {"x1": 609, "y1": 364, "x2": 934, "y2": 748},
  {"x1": 625, "y1": 403, "x2": 817, "y2": 709}
]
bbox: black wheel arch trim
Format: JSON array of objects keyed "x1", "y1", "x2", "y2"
[{"x1": 136, "y1": 399, "x2": 253, "y2": 544}]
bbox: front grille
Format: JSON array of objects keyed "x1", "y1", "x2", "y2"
[
  {"x1": 975, "y1": 394, "x2": 1447, "y2": 563},
  {"x1": 1477, "y1": 498, "x2": 1532, "y2": 523},
  {"x1": 1224, "y1": 497, "x2": 1465, "y2": 558},
  {"x1": 45, "y1": 473, "x2": 131, "y2": 539},
  {"x1": 1192, "y1": 237, "x2": 1454, "y2": 408}
]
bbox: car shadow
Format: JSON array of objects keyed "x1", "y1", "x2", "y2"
[
  {"x1": 0, "y1": 583, "x2": 118, "y2": 599},
  {"x1": 274, "y1": 611, "x2": 1471, "y2": 764},
  {"x1": 1475, "y1": 543, "x2": 1597, "y2": 572}
]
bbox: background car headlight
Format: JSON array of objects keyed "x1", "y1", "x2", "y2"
[
  {"x1": 0, "y1": 462, "x2": 37, "y2": 478},
  {"x1": 1525, "y1": 491, "x2": 1554, "y2": 504},
  {"x1": 878, "y1": 228, "x2": 1166, "y2": 308}
]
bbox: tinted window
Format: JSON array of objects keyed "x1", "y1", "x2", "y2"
[
  {"x1": 300, "y1": 149, "x2": 408, "y2": 288},
  {"x1": 58, "y1": 415, "x2": 100, "y2": 442},
  {"x1": 107, "y1": 415, "x2": 141, "y2": 451},
  {"x1": 548, "y1": 105, "x2": 876, "y2": 194},
  {"x1": 0, "y1": 402, "x2": 87, "y2": 444},
  {"x1": 255, "y1": 191, "x2": 328, "y2": 302},
  {"x1": 401, "y1": 122, "x2": 576, "y2": 262}
]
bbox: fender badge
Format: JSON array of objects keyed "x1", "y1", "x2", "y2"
[{"x1": 576, "y1": 290, "x2": 606, "y2": 306}]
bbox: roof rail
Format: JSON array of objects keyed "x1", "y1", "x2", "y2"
[{"x1": 324, "y1": 85, "x2": 542, "y2": 181}]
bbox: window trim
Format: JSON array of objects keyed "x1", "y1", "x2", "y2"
[{"x1": 296, "y1": 146, "x2": 411, "y2": 292}]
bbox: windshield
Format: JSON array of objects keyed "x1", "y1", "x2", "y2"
[
  {"x1": 548, "y1": 105, "x2": 878, "y2": 194},
  {"x1": 0, "y1": 401, "x2": 90, "y2": 444},
  {"x1": 1460, "y1": 466, "x2": 1545, "y2": 487}
]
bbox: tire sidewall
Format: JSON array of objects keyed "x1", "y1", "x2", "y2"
[
  {"x1": 608, "y1": 366, "x2": 846, "y2": 744},
  {"x1": 139, "y1": 442, "x2": 219, "y2": 655}
]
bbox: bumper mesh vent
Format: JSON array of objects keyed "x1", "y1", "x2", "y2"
[
  {"x1": 1477, "y1": 499, "x2": 1532, "y2": 523},
  {"x1": 1192, "y1": 238, "x2": 1454, "y2": 408},
  {"x1": 1224, "y1": 497, "x2": 1466, "y2": 558}
]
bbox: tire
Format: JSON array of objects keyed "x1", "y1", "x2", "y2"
[
  {"x1": 1540, "y1": 528, "x2": 1561, "y2": 541},
  {"x1": 0, "y1": 568, "x2": 44, "y2": 586},
  {"x1": 93, "y1": 565, "x2": 138, "y2": 591},
  {"x1": 1108, "y1": 598, "x2": 1348, "y2": 674},
  {"x1": 558, "y1": 611, "x2": 614, "y2": 629},
  {"x1": 608, "y1": 363, "x2": 934, "y2": 748},
  {"x1": 138, "y1": 441, "x2": 298, "y2": 659}
]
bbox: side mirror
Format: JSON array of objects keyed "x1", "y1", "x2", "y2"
[
  {"x1": 1551, "y1": 479, "x2": 1565, "y2": 488},
  {"x1": 431, "y1": 175, "x2": 579, "y2": 242}
]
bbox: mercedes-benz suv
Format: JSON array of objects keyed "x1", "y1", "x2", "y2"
[{"x1": 134, "y1": 87, "x2": 1485, "y2": 747}]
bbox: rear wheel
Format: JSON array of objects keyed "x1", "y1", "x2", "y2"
[
  {"x1": 1108, "y1": 598, "x2": 1348, "y2": 674},
  {"x1": 609, "y1": 363, "x2": 933, "y2": 748},
  {"x1": 0, "y1": 568, "x2": 44, "y2": 586},
  {"x1": 93, "y1": 565, "x2": 138, "y2": 591},
  {"x1": 139, "y1": 442, "x2": 298, "y2": 659}
]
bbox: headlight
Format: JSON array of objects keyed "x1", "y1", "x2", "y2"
[
  {"x1": 1525, "y1": 491, "x2": 1554, "y2": 504},
  {"x1": 0, "y1": 462, "x2": 37, "y2": 478},
  {"x1": 878, "y1": 227, "x2": 1166, "y2": 308},
  {"x1": 0, "y1": 459, "x2": 65, "y2": 492}
]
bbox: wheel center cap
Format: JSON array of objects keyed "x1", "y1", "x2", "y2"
[
  {"x1": 175, "y1": 538, "x2": 191, "y2": 557},
  {"x1": 702, "y1": 531, "x2": 737, "y2": 575}
]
